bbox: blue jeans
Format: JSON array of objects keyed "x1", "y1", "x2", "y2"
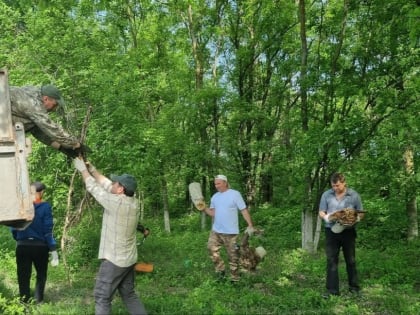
[
  {"x1": 94, "y1": 260, "x2": 147, "y2": 315},
  {"x1": 324, "y1": 228, "x2": 360, "y2": 295}
]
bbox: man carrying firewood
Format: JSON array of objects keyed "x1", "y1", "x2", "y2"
[{"x1": 319, "y1": 172, "x2": 366, "y2": 298}]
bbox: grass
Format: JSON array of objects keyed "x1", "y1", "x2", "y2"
[{"x1": 0, "y1": 203, "x2": 419, "y2": 315}]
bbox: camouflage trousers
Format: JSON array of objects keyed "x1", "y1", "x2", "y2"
[{"x1": 207, "y1": 231, "x2": 240, "y2": 281}]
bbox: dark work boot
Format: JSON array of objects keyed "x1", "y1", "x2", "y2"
[{"x1": 216, "y1": 270, "x2": 226, "y2": 282}]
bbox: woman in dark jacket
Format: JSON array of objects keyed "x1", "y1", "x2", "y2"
[{"x1": 11, "y1": 181, "x2": 58, "y2": 303}]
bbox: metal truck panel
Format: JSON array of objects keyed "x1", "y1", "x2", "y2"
[{"x1": 0, "y1": 68, "x2": 34, "y2": 229}]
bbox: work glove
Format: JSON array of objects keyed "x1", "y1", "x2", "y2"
[
  {"x1": 245, "y1": 226, "x2": 255, "y2": 236},
  {"x1": 51, "y1": 251, "x2": 59, "y2": 267},
  {"x1": 75, "y1": 143, "x2": 92, "y2": 158},
  {"x1": 323, "y1": 214, "x2": 330, "y2": 223},
  {"x1": 73, "y1": 158, "x2": 87, "y2": 172},
  {"x1": 59, "y1": 146, "x2": 79, "y2": 158},
  {"x1": 58, "y1": 144, "x2": 91, "y2": 159}
]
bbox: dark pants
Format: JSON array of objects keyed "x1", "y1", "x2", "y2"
[
  {"x1": 16, "y1": 244, "x2": 49, "y2": 303},
  {"x1": 94, "y1": 260, "x2": 147, "y2": 315},
  {"x1": 325, "y1": 228, "x2": 360, "y2": 295}
]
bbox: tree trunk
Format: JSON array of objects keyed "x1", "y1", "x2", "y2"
[
  {"x1": 298, "y1": 0, "x2": 316, "y2": 253},
  {"x1": 301, "y1": 175, "x2": 316, "y2": 253},
  {"x1": 201, "y1": 175, "x2": 207, "y2": 230},
  {"x1": 313, "y1": 216, "x2": 322, "y2": 253},
  {"x1": 139, "y1": 191, "x2": 145, "y2": 222},
  {"x1": 406, "y1": 197, "x2": 418, "y2": 241},
  {"x1": 185, "y1": 4, "x2": 211, "y2": 231},
  {"x1": 404, "y1": 147, "x2": 418, "y2": 240},
  {"x1": 301, "y1": 207, "x2": 315, "y2": 253},
  {"x1": 161, "y1": 176, "x2": 171, "y2": 233}
]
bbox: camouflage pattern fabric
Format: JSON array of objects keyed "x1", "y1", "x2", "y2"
[
  {"x1": 9, "y1": 86, "x2": 79, "y2": 148},
  {"x1": 207, "y1": 231, "x2": 240, "y2": 281}
]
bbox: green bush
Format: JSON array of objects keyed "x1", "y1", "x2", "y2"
[
  {"x1": 0, "y1": 204, "x2": 418, "y2": 314},
  {"x1": 0, "y1": 294, "x2": 27, "y2": 315}
]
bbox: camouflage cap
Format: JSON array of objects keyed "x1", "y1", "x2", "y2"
[
  {"x1": 41, "y1": 85, "x2": 65, "y2": 106},
  {"x1": 111, "y1": 174, "x2": 137, "y2": 193}
]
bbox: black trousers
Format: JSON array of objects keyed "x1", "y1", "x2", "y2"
[
  {"x1": 16, "y1": 244, "x2": 49, "y2": 303},
  {"x1": 325, "y1": 228, "x2": 360, "y2": 295}
]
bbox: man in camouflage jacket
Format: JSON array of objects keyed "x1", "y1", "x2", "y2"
[{"x1": 9, "y1": 85, "x2": 87, "y2": 157}]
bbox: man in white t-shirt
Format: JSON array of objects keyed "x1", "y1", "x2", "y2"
[{"x1": 202, "y1": 175, "x2": 254, "y2": 283}]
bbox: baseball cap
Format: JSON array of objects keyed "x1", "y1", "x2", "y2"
[
  {"x1": 215, "y1": 174, "x2": 228, "y2": 182},
  {"x1": 111, "y1": 174, "x2": 137, "y2": 192},
  {"x1": 32, "y1": 181, "x2": 46, "y2": 192},
  {"x1": 41, "y1": 85, "x2": 65, "y2": 106}
]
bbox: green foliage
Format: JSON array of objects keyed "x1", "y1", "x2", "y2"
[
  {"x1": 1, "y1": 203, "x2": 418, "y2": 314},
  {"x1": 1, "y1": 0, "x2": 418, "y2": 216},
  {"x1": 63, "y1": 208, "x2": 102, "y2": 268},
  {"x1": 0, "y1": 0, "x2": 418, "y2": 312},
  {"x1": 0, "y1": 0, "x2": 420, "y2": 314},
  {"x1": 0, "y1": 294, "x2": 27, "y2": 315}
]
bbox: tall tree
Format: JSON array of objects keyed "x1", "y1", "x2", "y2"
[
  {"x1": 1, "y1": 0, "x2": 417, "y2": 246},
  {"x1": 294, "y1": 0, "x2": 419, "y2": 251}
]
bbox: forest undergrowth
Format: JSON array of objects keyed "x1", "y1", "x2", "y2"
[{"x1": 0, "y1": 201, "x2": 419, "y2": 315}]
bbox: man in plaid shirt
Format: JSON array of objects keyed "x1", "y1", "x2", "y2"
[{"x1": 74, "y1": 157, "x2": 147, "y2": 315}]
